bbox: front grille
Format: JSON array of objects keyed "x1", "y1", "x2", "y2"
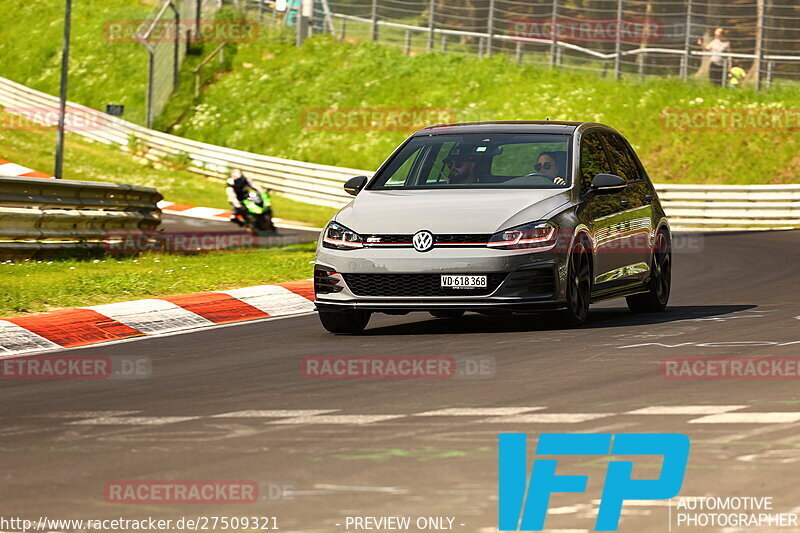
[
  {"x1": 343, "y1": 273, "x2": 507, "y2": 297},
  {"x1": 363, "y1": 234, "x2": 492, "y2": 247}
]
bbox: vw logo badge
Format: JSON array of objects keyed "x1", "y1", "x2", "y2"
[{"x1": 412, "y1": 230, "x2": 434, "y2": 252}]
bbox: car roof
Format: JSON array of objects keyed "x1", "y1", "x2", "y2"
[{"x1": 413, "y1": 121, "x2": 607, "y2": 136}]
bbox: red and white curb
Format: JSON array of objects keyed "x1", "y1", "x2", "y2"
[
  {"x1": 158, "y1": 200, "x2": 232, "y2": 220},
  {"x1": 0, "y1": 157, "x2": 53, "y2": 178},
  {"x1": 0, "y1": 280, "x2": 315, "y2": 357}
]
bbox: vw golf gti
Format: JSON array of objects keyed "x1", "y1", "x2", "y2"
[{"x1": 314, "y1": 121, "x2": 672, "y2": 334}]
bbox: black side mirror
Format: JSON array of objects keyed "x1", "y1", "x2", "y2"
[
  {"x1": 589, "y1": 173, "x2": 627, "y2": 195},
  {"x1": 344, "y1": 176, "x2": 368, "y2": 196}
]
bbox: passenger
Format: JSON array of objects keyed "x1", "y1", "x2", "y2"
[{"x1": 535, "y1": 151, "x2": 567, "y2": 185}]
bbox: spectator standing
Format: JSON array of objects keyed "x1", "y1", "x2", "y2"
[{"x1": 698, "y1": 28, "x2": 731, "y2": 86}]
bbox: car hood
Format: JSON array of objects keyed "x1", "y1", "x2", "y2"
[{"x1": 334, "y1": 189, "x2": 572, "y2": 234}]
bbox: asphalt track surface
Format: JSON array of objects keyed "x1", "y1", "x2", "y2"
[{"x1": 2, "y1": 230, "x2": 800, "y2": 532}]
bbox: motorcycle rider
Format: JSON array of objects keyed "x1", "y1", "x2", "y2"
[{"x1": 226, "y1": 169, "x2": 271, "y2": 227}]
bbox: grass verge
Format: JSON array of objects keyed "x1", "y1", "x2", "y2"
[
  {"x1": 0, "y1": 244, "x2": 316, "y2": 317},
  {"x1": 174, "y1": 33, "x2": 800, "y2": 185}
]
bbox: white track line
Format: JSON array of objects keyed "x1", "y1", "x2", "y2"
[
  {"x1": 270, "y1": 414, "x2": 405, "y2": 425},
  {"x1": 211, "y1": 409, "x2": 338, "y2": 418},
  {"x1": 66, "y1": 416, "x2": 200, "y2": 426},
  {"x1": 413, "y1": 407, "x2": 545, "y2": 416},
  {"x1": 489, "y1": 413, "x2": 614, "y2": 424},
  {"x1": 689, "y1": 412, "x2": 800, "y2": 424},
  {"x1": 625, "y1": 405, "x2": 748, "y2": 415}
]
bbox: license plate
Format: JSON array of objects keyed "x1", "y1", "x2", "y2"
[{"x1": 440, "y1": 275, "x2": 487, "y2": 289}]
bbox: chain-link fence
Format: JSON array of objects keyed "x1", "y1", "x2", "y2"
[
  {"x1": 259, "y1": 0, "x2": 799, "y2": 90},
  {"x1": 135, "y1": 0, "x2": 218, "y2": 127}
]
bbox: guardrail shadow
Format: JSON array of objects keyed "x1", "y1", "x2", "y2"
[{"x1": 362, "y1": 304, "x2": 758, "y2": 336}]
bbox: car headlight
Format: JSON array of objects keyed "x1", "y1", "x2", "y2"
[
  {"x1": 487, "y1": 221, "x2": 558, "y2": 250},
  {"x1": 322, "y1": 222, "x2": 364, "y2": 250}
]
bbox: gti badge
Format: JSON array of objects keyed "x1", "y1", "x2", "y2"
[{"x1": 412, "y1": 230, "x2": 434, "y2": 252}]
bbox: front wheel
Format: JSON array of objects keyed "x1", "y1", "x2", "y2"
[
  {"x1": 255, "y1": 214, "x2": 276, "y2": 232},
  {"x1": 556, "y1": 241, "x2": 592, "y2": 327},
  {"x1": 318, "y1": 310, "x2": 371, "y2": 334},
  {"x1": 627, "y1": 230, "x2": 671, "y2": 313}
]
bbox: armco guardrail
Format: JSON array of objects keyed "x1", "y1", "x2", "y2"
[
  {"x1": 1, "y1": 75, "x2": 798, "y2": 230},
  {"x1": 0, "y1": 175, "x2": 162, "y2": 256},
  {"x1": 656, "y1": 184, "x2": 800, "y2": 230},
  {"x1": 0, "y1": 76, "x2": 359, "y2": 208}
]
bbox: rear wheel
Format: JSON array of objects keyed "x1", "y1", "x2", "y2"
[
  {"x1": 627, "y1": 230, "x2": 671, "y2": 313},
  {"x1": 318, "y1": 310, "x2": 371, "y2": 334},
  {"x1": 429, "y1": 310, "x2": 465, "y2": 318},
  {"x1": 556, "y1": 241, "x2": 592, "y2": 327}
]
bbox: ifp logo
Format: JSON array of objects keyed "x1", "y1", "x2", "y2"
[{"x1": 498, "y1": 433, "x2": 690, "y2": 531}]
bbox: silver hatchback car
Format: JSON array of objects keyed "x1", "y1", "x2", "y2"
[{"x1": 314, "y1": 121, "x2": 671, "y2": 334}]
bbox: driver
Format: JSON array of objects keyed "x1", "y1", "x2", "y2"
[
  {"x1": 534, "y1": 152, "x2": 567, "y2": 185},
  {"x1": 226, "y1": 168, "x2": 266, "y2": 225},
  {"x1": 443, "y1": 147, "x2": 478, "y2": 185}
]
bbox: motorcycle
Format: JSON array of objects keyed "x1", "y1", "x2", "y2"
[{"x1": 234, "y1": 191, "x2": 276, "y2": 233}]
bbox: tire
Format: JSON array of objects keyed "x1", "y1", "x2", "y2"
[
  {"x1": 255, "y1": 215, "x2": 275, "y2": 232},
  {"x1": 318, "y1": 310, "x2": 371, "y2": 334},
  {"x1": 556, "y1": 241, "x2": 592, "y2": 327},
  {"x1": 429, "y1": 310, "x2": 465, "y2": 318},
  {"x1": 627, "y1": 230, "x2": 671, "y2": 313}
]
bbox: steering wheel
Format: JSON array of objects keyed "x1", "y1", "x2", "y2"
[{"x1": 521, "y1": 172, "x2": 552, "y2": 179}]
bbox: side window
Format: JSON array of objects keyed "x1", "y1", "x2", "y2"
[
  {"x1": 580, "y1": 132, "x2": 612, "y2": 192},
  {"x1": 384, "y1": 147, "x2": 423, "y2": 186},
  {"x1": 424, "y1": 142, "x2": 456, "y2": 184},
  {"x1": 601, "y1": 133, "x2": 639, "y2": 182}
]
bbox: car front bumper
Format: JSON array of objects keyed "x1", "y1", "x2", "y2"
[{"x1": 314, "y1": 245, "x2": 569, "y2": 313}]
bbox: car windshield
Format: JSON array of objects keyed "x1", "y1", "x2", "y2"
[{"x1": 368, "y1": 133, "x2": 572, "y2": 190}]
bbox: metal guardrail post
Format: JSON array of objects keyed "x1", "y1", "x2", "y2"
[
  {"x1": 168, "y1": 1, "x2": 180, "y2": 91},
  {"x1": 486, "y1": 0, "x2": 495, "y2": 58},
  {"x1": 766, "y1": 60, "x2": 774, "y2": 88},
  {"x1": 722, "y1": 57, "x2": 729, "y2": 88},
  {"x1": 549, "y1": 0, "x2": 558, "y2": 68},
  {"x1": 196, "y1": 0, "x2": 202, "y2": 41},
  {"x1": 371, "y1": 0, "x2": 378, "y2": 42},
  {"x1": 143, "y1": 43, "x2": 156, "y2": 129},
  {"x1": 54, "y1": 0, "x2": 72, "y2": 180},
  {"x1": 681, "y1": 0, "x2": 692, "y2": 80},
  {"x1": 340, "y1": 18, "x2": 346, "y2": 40},
  {"x1": 405, "y1": 30, "x2": 411, "y2": 55},
  {"x1": 441, "y1": 34, "x2": 447, "y2": 53},
  {"x1": 614, "y1": 0, "x2": 623, "y2": 80},
  {"x1": 515, "y1": 41, "x2": 522, "y2": 64},
  {"x1": 755, "y1": 0, "x2": 765, "y2": 91},
  {"x1": 427, "y1": 0, "x2": 435, "y2": 52}
]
